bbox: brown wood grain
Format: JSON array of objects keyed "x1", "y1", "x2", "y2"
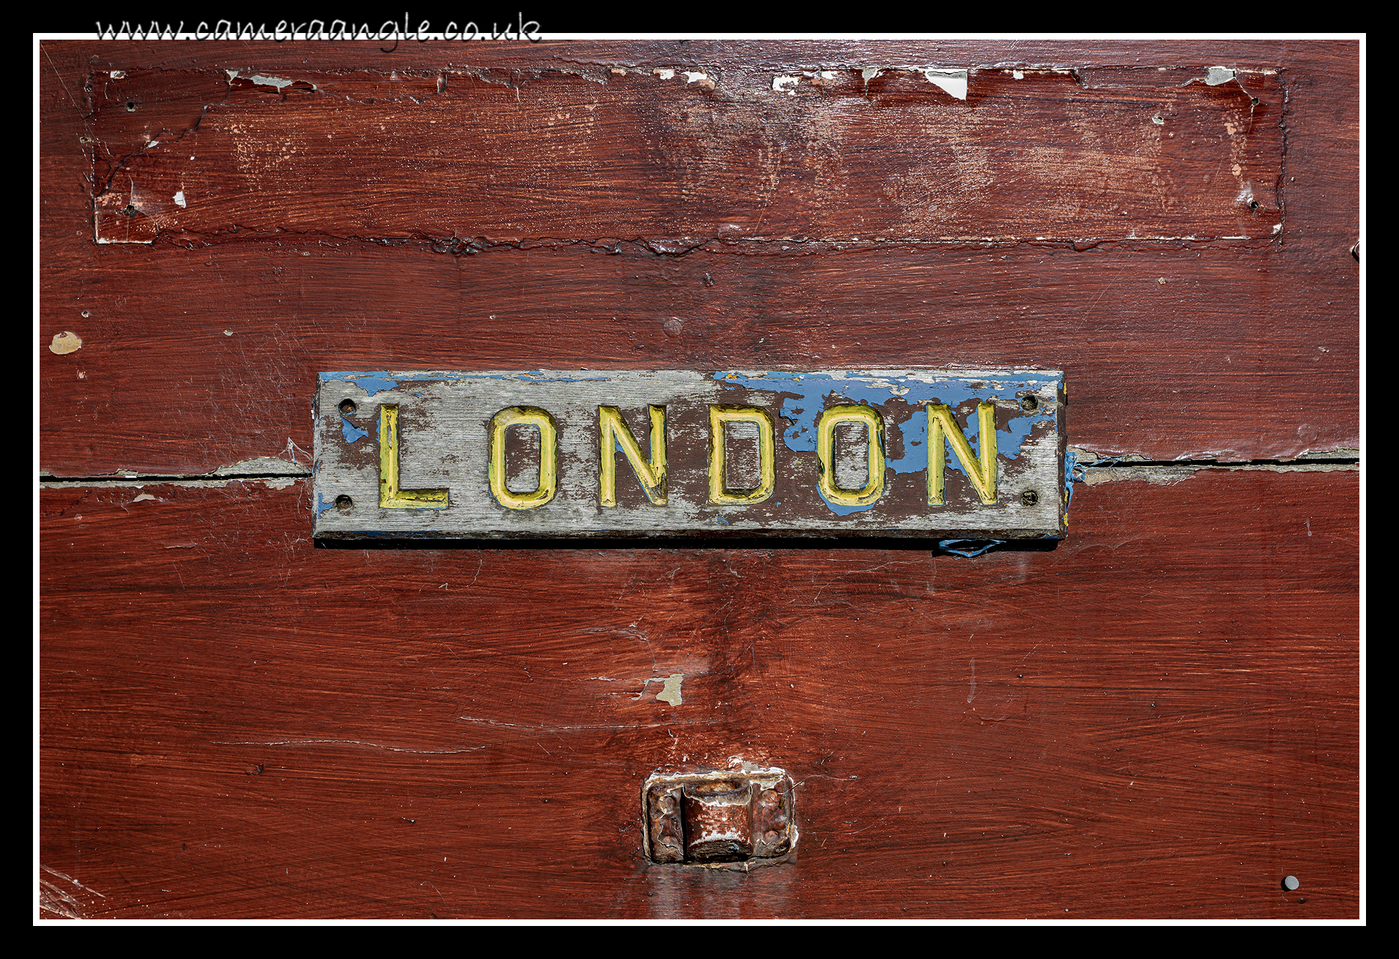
[
  {"x1": 39, "y1": 470, "x2": 1358, "y2": 918},
  {"x1": 37, "y1": 40, "x2": 1359, "y2": 476}
]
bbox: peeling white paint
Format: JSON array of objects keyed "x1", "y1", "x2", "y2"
[
  {"x1": 653, "y1": 68, "x2": 675, "y2": 81},
  {"x1": 772, "y1": 75, "x2": 800, "y2": 94},
  {"x1": 173, "y1": 190, "x2": 186, "y2": 208},
  {"x1": 1205, "y1": 66, "x2": 1237, "y2": 86},
  {"x1": 210, "y1": 456, "x2": 308, "y2": 478},
  {"x1": 922, "y1": 68, "x2": 968, "y2": 100},
  {"x1": 48, "y1": 331, "x2": 82, "y2": 355},
  {"x1": 656, "y1": 673, "x2": 684, "y2": 706},
  {"x1": 227, "y1": 70, "x2": 298, "y2": 90},
  {"x1": 249, "y1": 73, "x2": 296, "y2": 89},
  {"x1": 1013, "y1": 69, "x2": 1024, "y2": 80}
]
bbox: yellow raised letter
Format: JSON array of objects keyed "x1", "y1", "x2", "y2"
[
  {"x1": 489, "y1": 407, "x2": 558, "y2": 510},
  {"x1": 708, "y1": 405, "x2": 775, "y2": 505},
  {"x1": 816, "y1": 404, "x2": 885, "y2": 508},
  {"x1": 927, "y1": 402, "x2": 997, "y2": 505},
  {"x1": 379, "y1": 405, "x2": 449, "y2": 509},
  {"x1": 599, "y1": 406, "x2": 667, "y2": 507}
]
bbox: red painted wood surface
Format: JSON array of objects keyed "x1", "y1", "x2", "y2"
[
  {"x1": 39, "y1": 471, "x2": 1357, "y2": 918},
  {"x1": 85, "y1": 65, "x2": 1283, "y2": 244},
  {"x1": 38, "y1": 38, "x2": 1361, "y2": 919},
  {"x1": 39, "y1": 40, "x2": 1357, "y2": 475}
]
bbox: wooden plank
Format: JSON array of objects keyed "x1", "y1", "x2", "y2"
[
  {"x1": 39, "y1": 469, "x2": 1359, "y2": 918},
  {"x1": 37, "y1": 40, "x2": 1360, "y2": 476},
  {"x1": 312, "y1": 369, "x2": 1066, "y2": 540},
  {"x1": 86, "y1": 63, "x2": 1283, "y2": 246},
  {"x1": 38, "y1": 241, "x2": 1358, "y2": 476}
]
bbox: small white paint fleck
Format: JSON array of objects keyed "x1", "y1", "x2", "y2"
[
  {"x1": 1152, "y1": 114, "x2": 1164, "y2": 125},
  {"x1": 110, "y1": 70, "x2": 125, "y2": 79},
  {"x1": 173, "y1": 190, "x2": 186, "y2": 208},
  {"x1": 224, "y1": 329, "x2": 234, "y2": 336},
  {"x1": 772, "y1": 75, "x2": 800, "y2": 94},
  {"x1": 133, "y1": 493, "x2": 157, "y2": 503},
  {"x1": 49, "y1": 331, "x2": 83, "y2": 355},
  {"x1": 1012, "y1": 69, "x2": 1024, "y2": 80},
  {"x1": 248, "y1": 74, "x2": 295, "y2": 90},
  {"x1": 654, "y1": 68, "x2": 675, "y2": 81},
  {"x1": 657, "y1": 673, "x2": 684, "y2": 706}
]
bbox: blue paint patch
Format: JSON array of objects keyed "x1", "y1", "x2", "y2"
[
  {"x1": 713, "y1": 370, "x2": 1058, "y2": 514},
  {"x1": 341, "y1": 414, "x2": 368, "y2": 444},
  {"x1": 316, "y1": 493, "x2": 337, "y2": 517},
  {"x1": 1063, "y1": 449, "x2": 1081, "y2": 514},
  {"x1": 937, "y1": 539, "x2": 1005, "y2": 558},
  {"x1": 714, "y1": 514, "x2": 730, "y2": 526}
]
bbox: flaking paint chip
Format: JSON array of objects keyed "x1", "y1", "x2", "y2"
[
  {"x1": 49, "y1": 331, "x2": 83, "y2": 354},
  {"x1": 657, "y1": 673, "x2": 684, "y2": 706},
  {"x1": 1205, "y1": 66, "x2": 1237, "y2": 86}
]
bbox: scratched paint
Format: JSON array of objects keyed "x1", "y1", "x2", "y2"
[
  {"x1": 713, "y1": 370, "x2": 1054, "y2": 515},
  {"x1": 314, "y1": 369, "x2": 1064, "y2": 540},
  {"x1": 341, "y1": 413, "x2": 368, "y2": 443}
]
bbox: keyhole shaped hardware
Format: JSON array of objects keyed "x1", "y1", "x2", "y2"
[{"x1": 644, "y1": 767, "x2": 796, "y2": 866}]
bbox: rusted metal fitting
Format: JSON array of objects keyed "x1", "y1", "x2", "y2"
[{"x1": 643, "y1": 767, "x2": 797, "y2": 867}]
